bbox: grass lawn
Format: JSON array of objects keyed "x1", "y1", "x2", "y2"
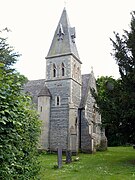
[{"x1": 37, "y1": 147, "x2": 135, "y2": 180}]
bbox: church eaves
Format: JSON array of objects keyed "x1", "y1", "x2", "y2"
[{"x1": 46, "y1": 8, "x2": 81, "y2": 63}]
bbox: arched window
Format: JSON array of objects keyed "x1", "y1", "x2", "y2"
[
  {"x1": 61, "y1": 63, "x2": 65, "y2": 76},
  {"x1": 53, "y1": 63, "x2": 56, "y2": 77}
]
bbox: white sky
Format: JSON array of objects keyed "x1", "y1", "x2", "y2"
[{"x1": 1, "y1": 0, "x2": 135, "y2": 80}]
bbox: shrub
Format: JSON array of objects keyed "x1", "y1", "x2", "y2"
[{"x1": 0, "y1": 37, "x2": 40, "y2": 179}]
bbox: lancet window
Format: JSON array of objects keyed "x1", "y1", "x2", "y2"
[
  {"x1": 55, "y1": 96, "x2": 60, "y2": 106},
  {"x1": 61, "y1": 63, "x2": 65, "y2": 76},
  {"x1": 53, "y1": 63, "x2": 57, "y2": 77}
]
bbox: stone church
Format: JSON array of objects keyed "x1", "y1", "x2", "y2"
[{"x1": 24, "y1": 8, "x2": 106, "y2": 153}]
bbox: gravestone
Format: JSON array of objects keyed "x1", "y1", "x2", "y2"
[
  {"x1": 57, "y1": 148, "x2": 62, "y2": 168},
  {"x1": 66, "y1": 150, "x2": 72, "y2": 163},
  {"x1": 100, "y1": 128, "x2": 108, "y2": 151}
]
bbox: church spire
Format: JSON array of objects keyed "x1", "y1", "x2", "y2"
[{"x1": 46, "y1": 8, "x2": 81, "y2": 62}]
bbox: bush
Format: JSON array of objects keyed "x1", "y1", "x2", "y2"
[{"x1": 0, "y1": 37, "x2": 40, "y2": 179}]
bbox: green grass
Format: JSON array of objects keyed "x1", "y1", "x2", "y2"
[{"x1": 37, "y1": 147, "x2": 135, "y2": 180}]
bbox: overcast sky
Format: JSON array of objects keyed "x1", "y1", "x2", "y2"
[{"x1": 1, "y1": 0, "x2": 135, "y2": 80}]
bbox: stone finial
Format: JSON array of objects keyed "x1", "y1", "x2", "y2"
[
  {"x1": 64, "y1": 1, "x2": 67, "y2": 8},
  {"x1": 91, "y1": 66, "x2": 94, "y2": 73}
]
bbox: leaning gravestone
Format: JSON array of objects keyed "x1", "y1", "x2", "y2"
[
  {"x1": 57, "y1": 148, "x2": 62, "y2": 168},
  {"x1": 66, "y1": 150, "x2": 72, "y2": 163}
]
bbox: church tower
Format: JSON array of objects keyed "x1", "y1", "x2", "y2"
[{"x1": 45, "y1": 8, "x2": 82, "y2": 152}]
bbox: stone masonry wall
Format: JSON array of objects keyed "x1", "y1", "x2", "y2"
[
  {"x1": 46, "y1": 54, "x2": 82, "y2": 152},
  {"x1": 71, "y1": 80, "x2": 81, "y2": 107},
  {"x1": 38, "y1": 96, "x2": 50, "y2": 150},
  {"x1": 81, "y1": 110, "x2": 92, "y2": 153},
  {"x1": 85, "y1": 91, "x2": 94, "y2": 125},
  {"x1": 46, "y1": 79, "x2": 70, "y2": 151},
  {"x1": 46, "y1": 56, "x2": 71, "y2": 80}
]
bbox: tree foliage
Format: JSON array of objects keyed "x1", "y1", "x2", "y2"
[
  {"x1": 0, "y1": 37, "x2": 40, "y2": 179},
  {"x1": 94, "y1": 12, "x2": 135, "y2": 146},
  {"x1": 93, "y1": 76, "x2": 124, "y2": 146},
  {"x1": 110, "y1": 11, "x2": 135, "y2": 144},
  {"x1": 110, "y1": 12, "x2": 135, "y2": 82}
]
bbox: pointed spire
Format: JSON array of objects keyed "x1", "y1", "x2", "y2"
[{"x1": 46, "y1": 8, "x2": 81, "y2": 63}]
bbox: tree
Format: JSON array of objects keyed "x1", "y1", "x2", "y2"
[
  {"x1": 110, "y1": 11, "x2": 135, "y2": 144},
  {"x1": 0, "y1": 36, "x2": 40, "y2": 179},
  {"x1": 92, "y1": 76, "x2": 125, "y2": 146},
  {"x1": 94, "y1": 12, "x2": 135, "y2": 146}
]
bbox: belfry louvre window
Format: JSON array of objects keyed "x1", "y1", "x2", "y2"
[{"x1": 53, "y1": 64, "x2": 56, "y2": 77}]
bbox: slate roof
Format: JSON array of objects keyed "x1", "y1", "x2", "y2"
[
  {"x1": 24, "y1": 72, "x2": 96, "y2": 109},
  {"x1": 38, "y1": 85, "x2": 51, "y2": 97},
  {"x1": 79, "y1": 74, "x2": 91, "y2": 109},
  {"x1": 46, "y1": 8, "x2": 81, "y2": 63},
  {"x1": 80, "y1": 73, "x2": 97, "y2": 109},
  {"x1": 23, "y1": 79, "x2": 50, "y2": 106}
]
